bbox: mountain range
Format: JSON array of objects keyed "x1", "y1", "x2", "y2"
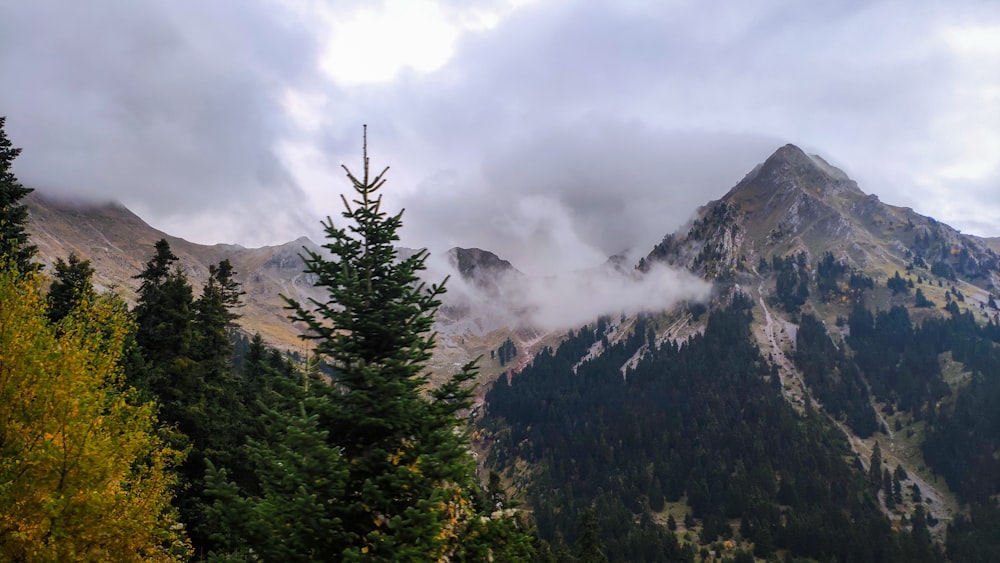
[{"x1": 25, "y1": 143, "x2": 1000, "y2": 557}]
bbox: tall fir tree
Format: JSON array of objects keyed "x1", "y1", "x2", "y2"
[
  {"x1": 205, "y1": 127, "x2": 531, "y2": 560},
  {"x1": 282, "y1": 127, "x2": 484, "y2": 559},
  {"x1": 0, "y1": 116, "x2": 36, "y2": 273},
  {"x1": 574, "y1": 508, "x2": 609, "y2": 563}
]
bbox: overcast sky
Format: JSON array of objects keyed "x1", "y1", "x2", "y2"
[{"x1": 2, "y1": 0, "x2": 998, "y2": 275}]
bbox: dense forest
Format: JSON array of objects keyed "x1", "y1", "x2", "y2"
[{"x1": 482, "y1": 296, "x2": 943, "y2": 562}]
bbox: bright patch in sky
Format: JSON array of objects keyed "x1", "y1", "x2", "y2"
[
  {"x1": 315, "y1": 0, "x2": 536, "y2": 86},
  {"x1": 319, "y1": 0, "x2": 456, "y2": 85}
]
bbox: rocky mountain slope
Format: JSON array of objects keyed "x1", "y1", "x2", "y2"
[
  {"x1": 645, "y1": 144, "x2": 1000, "y2": 291},
  {"x1": 630, "y1": 144, "x2": 1000, "y2": 542},
  {"x1": 26, "y1": 192, "x2": 325, "y2": 349}
]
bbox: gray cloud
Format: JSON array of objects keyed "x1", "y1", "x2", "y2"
[
  {"x1": 0, "y1": 0, "x2": 320, "y2": 245},
  {"x1": 425, "y1": 251, "x2": 712, "y2": 333}
]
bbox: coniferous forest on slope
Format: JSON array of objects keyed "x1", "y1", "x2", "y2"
[
  {"x1": 482, "y1": 297, "x2": 941, "y2": 562},
  {"x1": 481, "y1": 249, "x2": 1000, "y2": 561}
]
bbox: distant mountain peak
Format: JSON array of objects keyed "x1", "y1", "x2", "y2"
[
  {"x1": 645, "y1": 144, "x2": 1000, "y2": 290},
  {"x1": 447, "y1": 247, "x2": 520, "y2": 281},
  {"x1": 733, "y1": 144, "x2": 858, "y2": 205}
]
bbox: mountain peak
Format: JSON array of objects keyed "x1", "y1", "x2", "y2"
[
  {"x1": 753, "y1": 144, "x2": 850, "y2": 186},
  {"x1": 767, "y1": 143, "x2": 812, "y2": 166},
  {"x1": 447, "y1": 247, "x2": 519, "y2": 280},
  {"x1": 724, "y1": 144, "x2": 859, "y2": 209}
]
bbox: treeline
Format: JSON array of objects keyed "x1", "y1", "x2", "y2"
[
  {"x1": 0, "y1": 121, "x2": 535, "y2": 561},
  {"x1": 483, "y1": 295, "x2": 941, "y2": 562}
]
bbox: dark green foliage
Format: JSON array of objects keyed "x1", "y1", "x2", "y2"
[
  {"x1": 497, "y1": 337, "x2": 517, "y2": 367},
  {"x1": 883, "y1": 469, "x2": 895, "y2": 510},
  {"x1": 869, "y1": 441, "x2": 883, "y2": 490},
  {"x1": 194, "y1": 259, "x2": 243, "y2": 366},
  {"x1": 945, "y1": 502, "x2": 1000, "y2": 562},
  {"x1": 46, "y1": 252, "x2": 95, "y2": 323},
  {"x1": 848, "y1": 305, "x2": 950, "y2": 415},
  {"x1": 773, "y1": 253, "x2": 809, "y2": 312},
  {"x1": 892, "y1": 473, "x2": 904, "y2": 506},
  {"x1": 203, "y1": 401, "x2": 350, "y2": 562},
  {"x1": 850, "y1": 272, "x2": 875, "y2": 291},
  {"x1": 484, "y1": 296, "x2": 937, "y2": 562},
  {"x1": 914, "y1": 287, "x2": 933, "y2": 308},
  {"x1": 280, "y1": 135, "x2": 480, "y2": 559},
  {"x1": 575, "y1": 508, "x2": 608, "y2": 563},
  {"x1": 930, "y1": 260, "x2": 955, "y2": 280},
  {"x1": 887, "y1": 271, "x2": 909, "y2": 295},
  {"x1": 209, "y1": 131, "x2": 536, "y2": 561},
  {"x1": 130, "y1": 239, "x2": 256, "y2": 553},
  {"x1": 795, "y1": 313, "x2": 878, "y2": 437},
  {"x1": 816, "y1": 251, "x2": 848, "y2": 301},
  {"x1": 0, "y1": 117, "x2": 36, "y2": 273},
  {"x1": 133, "y1": 239, "x2": 189, "y2": 370},
  {"x1": 924, "y1": 357, "x2": 1000, "y2": 503}
]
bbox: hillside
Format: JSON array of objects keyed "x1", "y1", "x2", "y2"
[{"x1": 26, "y1": 192, "x2": 325, "y2": 349}]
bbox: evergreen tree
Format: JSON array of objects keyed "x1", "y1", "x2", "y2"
[
  {"x1": 884, "y1": 468, "x2": 896, "y2": 510},
  {"x1": 193, "y1": 259, "x2": 243, "y2": 367},
  {"x1": 870, "y1": 441, "x2": 883, "y2": 490},
  {"x1": 0, "y1": 117, "x2": 36, "y2": 272},
  {"x1": 575, "y1": 508, "x2": 608, "y2": 563},
  {"x1": 915, "y1": 287, "x2": 934, "y2": 308},
  {"x1": 131, "y1": 240, "x2": 247, "y2": 553},
  {"x1": 912, "y1": 504, "x2": 931, "y2": 547},
  {"x1": 212, "y1": 128, "x2": 534, "y2": 560},
  {"x1": 46, "y1": 252, "x2": 95, "y2": 323},
  {"x1": 893, "y1": 473, "x2": 904, "y2": 506},
  {"x1": 133, "y1": 239, "x2": 192, "y2": 372}
]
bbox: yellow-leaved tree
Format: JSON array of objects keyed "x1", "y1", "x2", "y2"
[{"x1": 0, "y1": 266, "x2": 190, "y2": 561}]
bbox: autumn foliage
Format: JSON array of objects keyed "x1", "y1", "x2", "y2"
[{"x1": 0, "y1": 267, "x2": 190, "y2": 561}]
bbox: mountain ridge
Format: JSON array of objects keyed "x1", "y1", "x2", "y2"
[
  {"x1": 25, "y1": 144, "x2": 1000, "y2": 550},
  {"x1": 646, "y1": 144, "x2": 1000, "y2": 292}
]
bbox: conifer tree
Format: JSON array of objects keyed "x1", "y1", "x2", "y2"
[
  {"x1": 194, "y1": 259, "x2": 243, "y2": 366},
  {"x1": 206, "y1": 129, "x2": 535, "y2": 560},
  {"x1": 276, "y1": 127, "x2": 531, "y2": 559},
  {"x1": 0, "y1": 117, "x2": 36, "y2": 272},
  {"x1": 869, "y1": 441, "x2": 883, "y2": 490},
  {"x1": 47, "y1": 252, "x2": 95, "y2": 323},
  {"x1": 574, "y1": 508, "x2": 608, "y2": 563}
]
